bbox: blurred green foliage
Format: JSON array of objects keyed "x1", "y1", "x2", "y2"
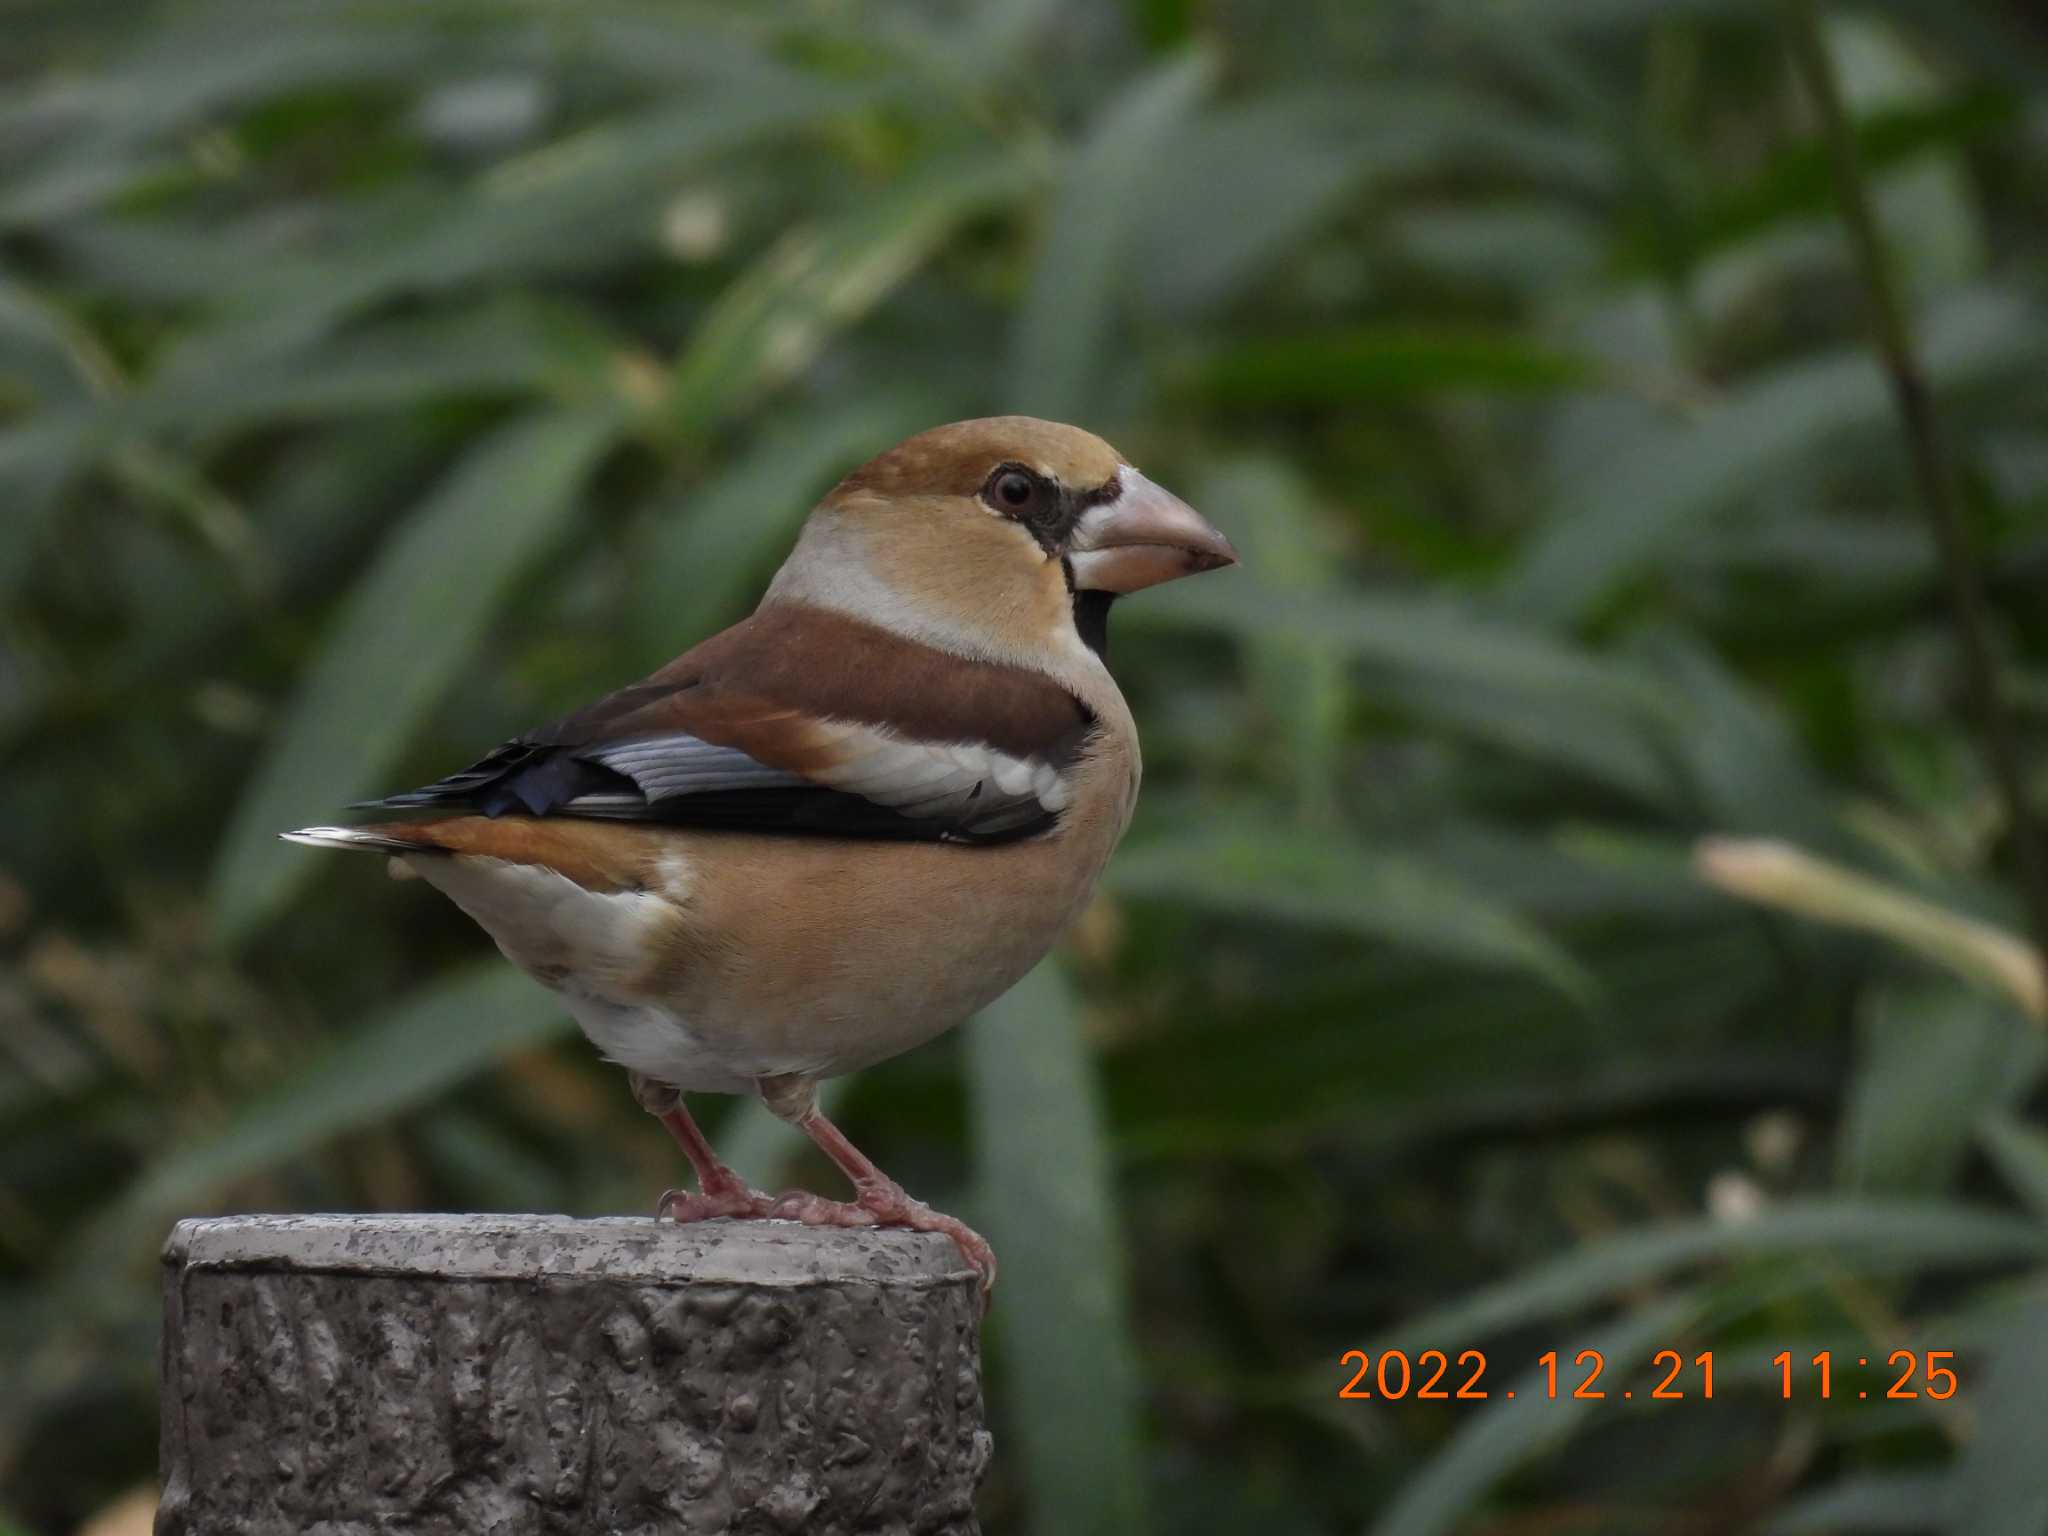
[{"x1": 4, "y1": 1, "x2": 2048, "y2": 1532}]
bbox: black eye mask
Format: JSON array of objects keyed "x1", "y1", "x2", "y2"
[{"x1": 981, "y1": 463, "x2": 1122, "y2": 555}]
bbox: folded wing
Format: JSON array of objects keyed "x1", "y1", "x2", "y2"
[{"x1": 364, "y1": 604, "x2": 1097, "y2": 845}]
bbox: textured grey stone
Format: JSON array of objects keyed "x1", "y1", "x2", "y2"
[{"x1": 156, "y1": 1214, "x2": 988, "y2": 1535}]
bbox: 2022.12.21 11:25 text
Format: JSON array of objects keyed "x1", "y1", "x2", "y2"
[{"x1": 1336, "y1": 1349, "x2": 1959, "y2": 1402}]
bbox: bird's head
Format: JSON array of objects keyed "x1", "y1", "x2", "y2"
[{"x1": 765, "y1": 416, "x2": 1238, "y2": 666}]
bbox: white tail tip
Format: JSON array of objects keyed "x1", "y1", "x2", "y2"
[{"x1": 280, "y1": 826, "x2": 411, "y2": 854}]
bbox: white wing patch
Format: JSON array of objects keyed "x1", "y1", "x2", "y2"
[
  {"x1": 563, "y1": 719, "x2": 1075, "y2": 836},
  {"x1": 814, "y1": 730, "x2": 1070, "y2": 813}
]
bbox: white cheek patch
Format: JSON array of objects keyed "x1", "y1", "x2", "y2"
[{"x1": 766, "y1": 516, "x2": 1062, "y2": 672}]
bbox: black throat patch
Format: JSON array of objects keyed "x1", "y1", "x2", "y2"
[{"x1": 1072, "y1": 589, "x2": 1115, "y2": 660}]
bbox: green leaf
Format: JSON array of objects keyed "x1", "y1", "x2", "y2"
[
  {"x1": 0, "y1": 414, "x2": 93, "y2": 599},
  {"x1": 1373, "y1": 1200, "x2": 2048, "y2": 1353},
  {"x1": 209, "y1": 407, "x2": 623, "y2": 944},
  {"x1": 130, "y1": 299, "x2": 610, "y2": 443},
  {"x1": 1946, "y1": 1281, "x2": 2048, "y2": 1536},
  {"x1": 1370, "y1": 1292, "x2": 1704, "y2": 1536},
  {"x1": 0, "y1": 14, "x2": 439, "y2": 226},
  {"x1": 1978, "y1": 1114, "x2": 2048, "y2": 1225},
  {"x1": 968, "y1": 962, "x2": 1146, "y2": 1536},
  {"x1": 1764, "y1": 1473, "x2": 1952, "y2": 1533},
  {"x1": 0, "y1": 272, "x2": 118, "y2": 405},
  {"x1": 1107, "y1": 823, "x2": 1594, "y2": 1001},
  {"x1": 1198, "y1": 458, "x2": 1347, "y2": 821},
  {"x1": 161, "y1": 78, "x2": 877, "y2": 378},
  {"x1": 1372, "y1": 671, "x2": 1680, "y2": 804},
  {"x1": 1694, "y1": 839, "x2": 2046, "y2": 1020},
  {"x1": 1123, "y1": 92, "x2": 1382, "y2": 316},
  {"x1": 1390, "y1": 201, "x2": 1604, "y2": 294},
  {"x1": 1011, "y1": 48, "x2": 1215, "y2": 419},
  {"x1": 665, "y1": 144, "x2": 1042, "y2": 435},
  {"x1": 1637, "y1": 632, "x2": 1844, "y2": 850},
  {"x1": 1108, "y1": 942, "x2": 1809, "y2": 1156},
  {"x1": 1836, "y1": 983, "x2": 2043, "y2": 1195},
  {"x1": 1190, "y1": 327, "x2": 1599, "y2": 404},
  {"x1": 1504, "y1": 290, "x2": 2048, "y2": 625},
  {"x1": 2, "y1": 6, "x2": 441, "y2": 150},
  {"x1": 1132, "y1": 572, "x2": 1671, "y2": 732},
  {"x1": 1669, "y1": 89, "x2": 2011, "y2": 276},
  {"x1": 1130, "y1": 85, "x2": 1615, "y2": 295},
  {"x1": 114, "y1": 965, "x2": 569, "y2": 1237},
  {"x1": 628, "y1": 391, "x2": 942, "y2": 661}
]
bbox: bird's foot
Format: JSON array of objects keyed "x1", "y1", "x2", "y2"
[
  {"x1": 767, "y1": 1180, "x2": 997, "y2": 1298},
  {"x1": 654, "y1": 1166, "x2": 778, "y2": 1224}
]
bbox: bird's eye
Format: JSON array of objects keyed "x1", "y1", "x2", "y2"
[{"x1": 995, "y1": 470, "x2": 1035, "y2": 508}]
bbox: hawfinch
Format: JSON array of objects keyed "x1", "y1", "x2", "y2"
[{"x1": 285, "y1": 416, "x2": 1237, "y2": 1292}]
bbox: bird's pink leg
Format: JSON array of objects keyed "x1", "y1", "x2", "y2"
[
  {"x1": 629, "y1": 1073, "x2": 776, "y2": 1222},
  {"x1": 758, "y1": 1079, "x2": 997, "y2": 1297}
]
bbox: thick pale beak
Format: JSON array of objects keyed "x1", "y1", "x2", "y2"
[{"x1": 1067, "y1": 469, "x2": 1239, "y2": 594}]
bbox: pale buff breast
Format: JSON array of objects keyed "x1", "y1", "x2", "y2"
[
  {"x1": 411, "y1": 721, "x2": 1138, "y2": 1091},
  {"x1": 629, "y1": 730, "x2": 1137, "y2": 1080}
]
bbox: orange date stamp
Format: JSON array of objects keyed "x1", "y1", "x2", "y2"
[{"x1": 1337, "y1": 1348, "x2": 1958, "y2": 1402}]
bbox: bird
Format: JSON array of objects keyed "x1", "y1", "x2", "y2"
[{"x1": 282, "y1": 416, "x2": 1238, "y2": 1295}]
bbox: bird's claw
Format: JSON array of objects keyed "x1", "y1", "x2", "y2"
[
  {"x1": 654, "y1": 1178, "x2": 995, "y2": 1302},
  {"x1": 763, "y1": 1182, "x2": 997, "y2": 1300},
  {"x1": 653, "y1": 1180, "x2": 777, "y2": 1223}
]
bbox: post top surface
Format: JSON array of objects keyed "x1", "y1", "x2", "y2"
[{"x1": 163, "y1": 1212, "x2": 975, "y2": 1287}]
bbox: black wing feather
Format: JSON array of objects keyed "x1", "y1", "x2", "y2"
[{"x1": 358, "y1": 606, "x2": 1093, "y2": 844}]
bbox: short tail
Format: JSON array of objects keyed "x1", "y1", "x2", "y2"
[
  {"x1": 280, "y1": 815, "x2": 644, "y2": 892},
  {"x1": 280, "y1": 824, "x2": 452, "y2": 856}
]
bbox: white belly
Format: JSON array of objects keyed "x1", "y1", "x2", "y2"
[
  {"x1": 558, "y1": 992, "x2": 764, "y2": 1096},
  {"x1": 411, "y1": 850, "x2": 845, "y2": 1093}
]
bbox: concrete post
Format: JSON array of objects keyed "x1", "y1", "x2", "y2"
[{"x1": 156, "y1": 1214, "x2": 988, "y2": 1535}]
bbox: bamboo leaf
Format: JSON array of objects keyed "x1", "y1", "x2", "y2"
[
  {"x1": 1132, "y1": 573, "x2": 1671, "y2": 731},
  {"x1": 1836, "y1": 983, "x2": 2043, "y2": 1195},
  {"x1": 1371, "y1": 1293, "x2": 1704, "y2": 1536},
  {"x1": 1765, "y1": 1473, "x2": 1951, "y2": 1533},
  {"x1": 1978, "y1": 1114, "x2": 2048, "y2": 1225},
  {"x1": 0, "y1": 272, "x2": 118, "y2": 405},
  {"x1": 210, "y1": 407, "x2": 623, "y2": 944},
  {"x1": 1695, "y1": 838, "x2": 2046, "y2": 1020},
  {"x1": 1945, "y1": 1281, "x2": 2048, "y2": 1536},
  {"x1": 1191, "y1": 328, "x2": 1599, "y2": 404},
  {"x1": 1011, "y1": 48, "x2": 1215, "y2": 419},
  {"x1": 160, "y1": 79, "x2": 877, "y2": 379},
  {"x1": 1637, "y1": 633, "x2": 1844, "y2": 849},
  {"x1": 1123, "y1": 91, "x2": 1377, "y2": 316},
  {"x1": 666, "y1": 145, "x2": 1042, "y2": 435},
  {"x1": 1373, "y1": 1200, "x2": 2048, "y2": 1354},
  {"x1": 968, "y1": 962, "x2": 1146, "y2": 1536},
  {"x1": 1108, "y1": 823, "x2": 1594, "y2": 1001},
  {"x1": 116, "y1": 965, "x2": 568, "y2": 1230},
  {"x1": 0, "y1": 414, "x2": 93, "y2": 599},
  {"x1": 628, "y1": 391, "x2": 942, "y2": 661},
  {"x1": 1505, "y1": 290, "x2": 2048, "y2": 625},
  {"x1": 1199, "y1": 458, "x2": 1347, "y2": 821},
  {"x1": 130, "y1": 299, "x2": 611, "y2": 443}
]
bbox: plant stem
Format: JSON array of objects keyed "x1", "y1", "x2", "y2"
[{"x1": 1779, "y1": 0, "x2": 2048, "y2": 965}]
